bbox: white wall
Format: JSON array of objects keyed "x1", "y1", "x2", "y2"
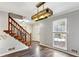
[
  {"x1": 14, "y1": 18, "x2": 32, "y2": 34},
  {"x1": 32, "y1": 9, "x2": 79, "y2": 56},
  {"x1": 0, "y1": 11, "x2": 8, "y2": 30},
  {"x1": 20, "y1": 23, "x2": 32, "y2": 34},
  {"x1": 32, "y1": 23, "x2": 42, "y2": 41},
  {"x1": 32, "y1": 19, "x2": 53, "y2": 47},
  {"x1": 0, "y1": 11, "x2": 28, "y2": 56},
  {"x1": 0, "y1": 31, "x2": 28, "y2": 56}
]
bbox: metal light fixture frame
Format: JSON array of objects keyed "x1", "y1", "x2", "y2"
[{"x1": 31, "y1": 2, "x2": 53, "y2": 21}]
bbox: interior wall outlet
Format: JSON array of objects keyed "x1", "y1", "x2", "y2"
[
  {"x1": 8, "y1": 47, "x2": 15, "y2": 51},
  {"x1": 71, "y1": 49, "x2": 78, "y2": 53}
]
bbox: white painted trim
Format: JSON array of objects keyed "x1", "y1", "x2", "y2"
[
  {"x1": 40, "y1": 43, "x2": 79, "y2": 57},
  {"x1": 40, "y1": 43, "x2": 53, "y2": 49},
  {"x1": 32, "y1": 40, "x2": 39, "y2": 42},
  {"x1": 0, "y1": 46, "x2": 29, "y2": 56}
]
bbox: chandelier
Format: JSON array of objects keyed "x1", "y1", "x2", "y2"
[{"x1": 31, "y1": 2, "x2": 53, "y2": 21}]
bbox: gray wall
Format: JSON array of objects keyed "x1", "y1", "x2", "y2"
[
  {"x1": 52, "y1": 10, "x2": 79, "y2": 55},
  {"x1": 67, "y1": 10, "x2": 79, "y2": 55},
  {"x1": 33, "y1": 9, "x2": 79, "y2": 55}
]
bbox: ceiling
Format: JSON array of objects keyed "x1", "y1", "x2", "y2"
[{"x1": 0, "y1": 2, "x2": 79, "y2": 20}]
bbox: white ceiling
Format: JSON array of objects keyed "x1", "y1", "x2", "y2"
[{"x1": 0, "y1": 2, "x2": 79, "y2": 19}]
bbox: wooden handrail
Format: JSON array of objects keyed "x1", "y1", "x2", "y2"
[
  {"x1": 9, "y1": 16, "x2": 30, "y2": 35},
  {"x1": 7, "y1": 16, "x2": 31, "y2": 46}
]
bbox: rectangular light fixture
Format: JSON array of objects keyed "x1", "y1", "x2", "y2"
[{"x1": 31, "y1": 8, "x2": 53, "y2": 21}]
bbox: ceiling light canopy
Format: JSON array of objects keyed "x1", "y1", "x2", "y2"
[
  {"x1": 31, "y1": 2, "x2": 53, "y2": 21},
  {"x1": 36, "y1": 2, "x2": 46, "y2": 8}
]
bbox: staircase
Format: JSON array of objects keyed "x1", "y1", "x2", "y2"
[{"x1": 4, "y1": 16, "x2": 31, "y2": 46}]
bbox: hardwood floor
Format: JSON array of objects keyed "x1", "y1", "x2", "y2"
[{"x1": 3, "y1": 42, "x2": 74, "y2": 57}]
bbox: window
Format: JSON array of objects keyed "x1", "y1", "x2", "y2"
[{"x1": 53, "y1": 18, "x2": 67, "y2": 50}]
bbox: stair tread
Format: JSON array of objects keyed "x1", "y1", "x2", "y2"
[
  {"x1": 4, "y1": 30, "x2": 11, "y2": 33},
  {"x1": 15, "y1": 35, "x2": 22, "y2": 40},
  {"x1": 9, "y1": 32, "x2": 16, "y2": 36}
]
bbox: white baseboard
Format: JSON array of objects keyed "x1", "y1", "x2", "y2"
[
  {"x1": 0, "y1": 47, "x2": 29, "y2": 56},
  {"x1": 53, "y1": 47, "x2": 79, "y2": 57},
  {"x1": 40, "y1": 43, "x2": 53, "y2": 49},
  {"x1": 40, "y1": 43, "x2": 79, "y2": 57},
  {"x1": 32, "y1": 40, "x2": 40, "y2": 43}
]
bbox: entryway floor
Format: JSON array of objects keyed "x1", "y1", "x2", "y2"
[{"x1": 3, "y1": 42, "x2": 75, "y2": 57}]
